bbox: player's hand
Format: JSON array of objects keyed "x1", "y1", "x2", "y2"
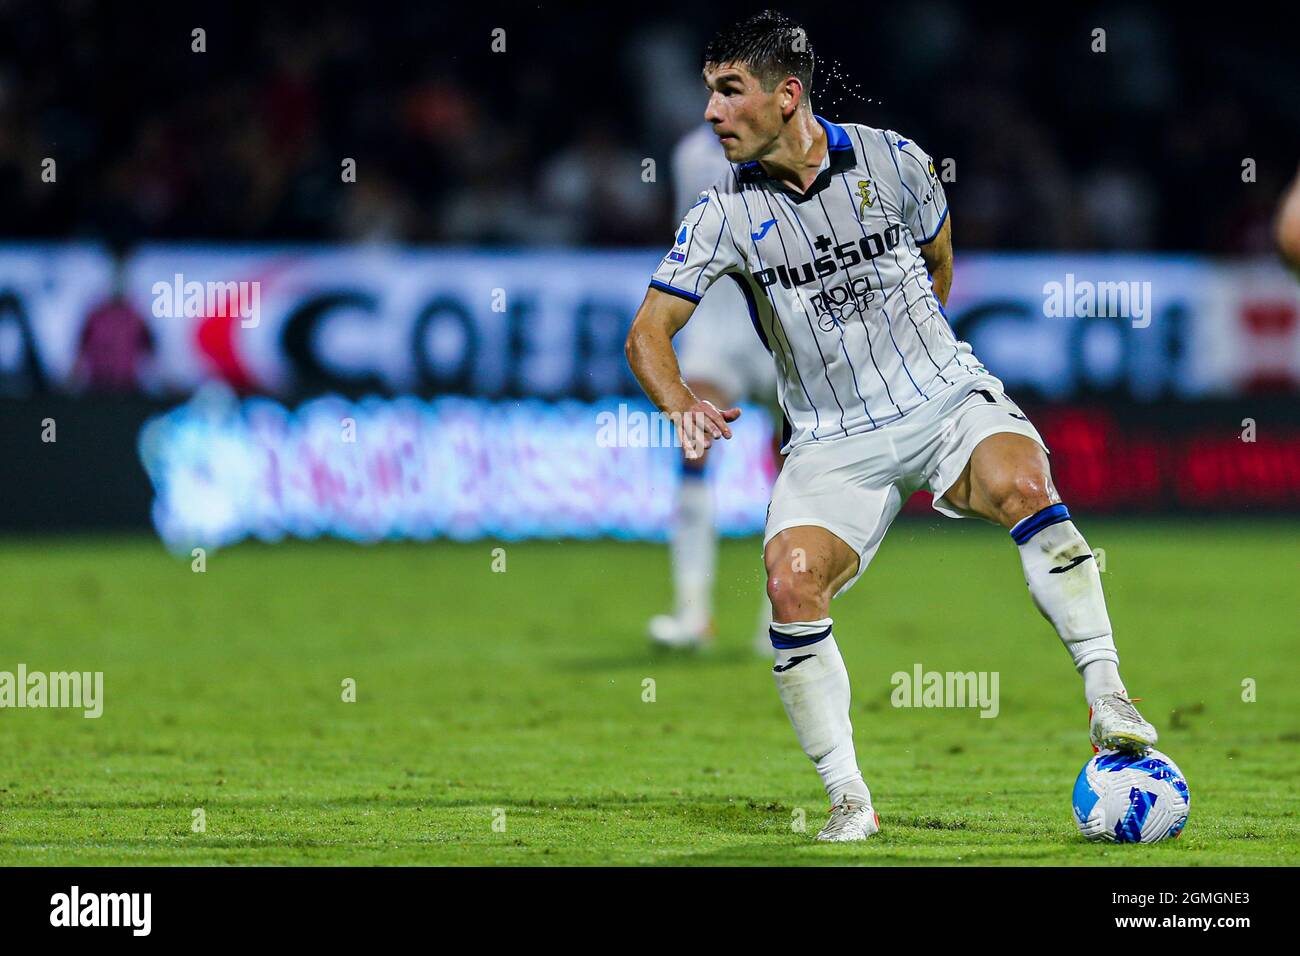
[{"x1": 676, "y1": 400, "x2": 741, "y2": 459}]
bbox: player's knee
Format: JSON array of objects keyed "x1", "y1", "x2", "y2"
[
  {"x1": 765, "y1": 565, "x2": 827, "y2": 622},
  {"x1": 997, "y1": 472, "x2": 1057, "y2": 526}
]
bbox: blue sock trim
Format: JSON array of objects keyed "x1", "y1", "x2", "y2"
[
  {"x1": 1010, "y1": 503, "x2": 1071, "y2": 545},
  {"x1": 769, "y1": 624, "x2": 832, "y2": 650}
]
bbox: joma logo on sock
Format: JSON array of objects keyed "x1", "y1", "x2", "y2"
[{"x1": 890, "y1": 664, "x2": 999, "y2": 718}]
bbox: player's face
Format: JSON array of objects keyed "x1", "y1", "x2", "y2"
[{"x1": 702, "y1": 62, "x2": 784, "y2": 163}]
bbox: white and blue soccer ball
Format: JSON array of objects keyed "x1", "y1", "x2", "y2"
[{"x1": 1072, "y1": 748, "x2": 1190, "y2": 843}]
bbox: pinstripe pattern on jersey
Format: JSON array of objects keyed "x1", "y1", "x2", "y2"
[
  {"x1": 690, "y1": 188, "x2": 731, "y2": 296},
  {"x1": 808, "y1": 188, "x2": 897, "y2": 420},
  {"x1": 731, "y1": 165, "x2": 824, "y2": 439},
  {"x1": 879, "y1": 132, "x2": 979, "y2": 378},
  {"x1": 777, "y1": 191, "x2": 881, "y2": 426},
  {"x1": 650, "y1": 116, "x2": 989, "y2": 451},
  {"x1": 665, "y1": 187, "x2": 721, "y2": 288},
  {"x1": 857, "y1": 128, "x2": 950, "y2": 391},
  {"x1": 838, "y1": 129, "x2": 927, "y2": 404},
  {"x1": 758, "y1": 189, "x2": 849, "y2": 437}
]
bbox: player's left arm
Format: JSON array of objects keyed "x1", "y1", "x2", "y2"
[
  {"x1": 919, "y1": 215, "x2": 953, "y2": 307},
  {"x1": 890, "y1": 132, "x2": 952, "y2": 306}
]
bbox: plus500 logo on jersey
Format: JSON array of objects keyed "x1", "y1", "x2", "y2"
[
  {"x1": 755, "y1": 225, "x2": 901, "y2": 329},
  {"x1": 754, "y1": 224, "x2": 902, "y2": 294}
]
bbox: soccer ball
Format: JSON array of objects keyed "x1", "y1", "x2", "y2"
[{"x1": 1072, "y1": 748, "x2": 1190, "y2": 843}]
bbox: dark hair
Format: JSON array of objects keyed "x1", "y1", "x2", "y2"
[{"x1": 702, "y1": 10, "x2": 814, "y2": 99}]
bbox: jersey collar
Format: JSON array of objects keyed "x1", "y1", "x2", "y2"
[{"x1": 735, "y1": 114, "x2": 855, "y2": 203}]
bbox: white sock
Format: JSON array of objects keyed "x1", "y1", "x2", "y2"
[
  {"x1": 1012, "y1": 505, "x2": 1126, "y2": 703},
  {"x1": 1081, "y1": 659, "x2": 1125, "y2": 703},
  {"x1": 769, "y1": 619, "x2": 870, "y2": 807},
  {"x1": 671, "y1": 473, "x2": 715, "y2": 629}
]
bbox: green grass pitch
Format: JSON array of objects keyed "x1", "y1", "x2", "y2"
[{"x1": 0, "y1": 519, "x2": 1296, "y2": 865}]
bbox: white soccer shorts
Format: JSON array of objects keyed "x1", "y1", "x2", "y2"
[{"x1": 763, "y1": 374, "x2": 1048, "y2": 595}]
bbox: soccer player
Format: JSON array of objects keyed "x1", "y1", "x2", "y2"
[
  {"x1": 648, "y1": 121, "x2": 779, "y2": 652},
  {"x1": 625, "y1": 10, "x2": 1158, "y2": 842}
]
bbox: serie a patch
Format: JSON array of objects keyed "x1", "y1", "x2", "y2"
[{"x1": 666, "y1": 222, "x2": 692, "y2": 262}]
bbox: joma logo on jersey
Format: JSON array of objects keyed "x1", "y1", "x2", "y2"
[{"x1": 754, "y1": 225, "x2": 902, "y2": 294}]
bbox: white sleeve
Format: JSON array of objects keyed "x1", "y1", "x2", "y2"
[
  {"x1": 889, "y1": 132, "x2": 948, "y2": 244},
  {"x1": 649, "y1": 189, "x2": 744, "y2": 303}
]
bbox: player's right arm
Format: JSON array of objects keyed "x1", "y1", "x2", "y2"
[
  {"x1": 626, "y1": 287, "x2": 740, "y2": 457},
  {"x1": 626, "y1": 188, "x2": 745, "y2": 456}
]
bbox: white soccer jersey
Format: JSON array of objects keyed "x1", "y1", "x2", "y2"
[{"x1": 650, "y1": 115, "x2": 984, "y2": 450}]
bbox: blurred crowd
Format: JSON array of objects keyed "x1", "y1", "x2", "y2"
[{"x1": 1, "y1": 1, "x2": 1296, "y2": 253}]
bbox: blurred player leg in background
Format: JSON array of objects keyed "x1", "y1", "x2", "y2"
[
  {"x1": 647, "y1": 377, "x2": 725, "y2": 648},
  {"x1": 648, "y1": 122, "x2": 782, "y2": 652},
  {"x1": 647, "y1": 274, "x2": 779, "y2": 651}
]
